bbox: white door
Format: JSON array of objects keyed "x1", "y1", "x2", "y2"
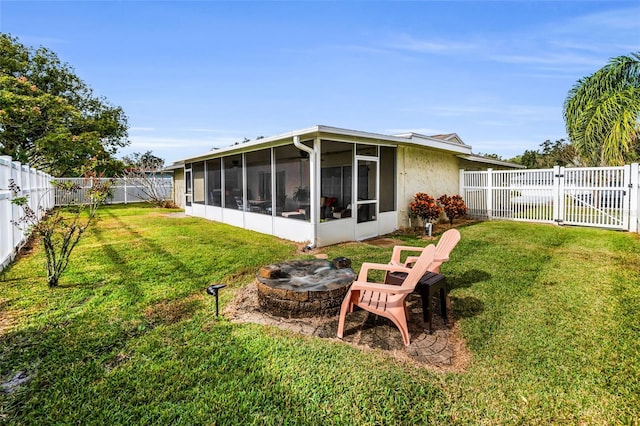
[
  {"x1": 184, "y1": 168, "x2": 192, "y2": 207},
  {"x1": 355, "y1": 156, "x2": 379, "y2": 240}
]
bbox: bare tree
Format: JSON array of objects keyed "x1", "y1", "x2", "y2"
[{"x1": 121, "y1": 151, "x2": 174, "y2": 207}]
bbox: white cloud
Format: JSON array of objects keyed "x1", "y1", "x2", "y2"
[
  {"x1": 375, "y1": 5, "x2": 638, "y2": 74},
  {"x1": 562, "y1": 6, "x2": 640, "y2": 33},
  {"x1": 489, "y1": 52, "x2": 603, "y2": 67},
  {"x1": 182, "y1": 128, "x2": 240, "y2": 134},
  {"x1": 119, "y1": 134, "x2": 241, "y2": 163},
  {"x1": 128, "y1": 136, "x2": 232, "y2": 150},
  {"x1": 383, "y1": 33, "x2": 477, "y2": 54},
  {"x1": 401, "y1": 103, "x2": 559, "y2": 120}
]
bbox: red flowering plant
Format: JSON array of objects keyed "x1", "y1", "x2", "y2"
[
  {"x1": 437, "y1": 194, "x2": 468, "y2": 225},
  {"x1": 409, "y1": 192, "x2": 442, "y2": 225}
]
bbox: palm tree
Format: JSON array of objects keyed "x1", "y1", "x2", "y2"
[{"x1": 563, "y1": 52, "x2": 640, "y2": 166}]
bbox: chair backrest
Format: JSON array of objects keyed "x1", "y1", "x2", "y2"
[
  {"x1": 399, "y1": 244, "x2": 436, "y2": 290},
  {"x1": 434, "y1": 229, "x2": 461, "y2": 260}
]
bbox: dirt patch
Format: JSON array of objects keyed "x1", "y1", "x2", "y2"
[
  {"x1": 144, "y1": 295, "x2": 204, "y2": 326},
  {"x1": 224, "y1": 284, "x2": 471, "y2": 372},
  {"x1": 364, "y1": 218, "x2": 481, "y2": 247},
  {"x1": 0, "y1": 298, "x2": 15, "y2": 336},
  {"x1": 408, "y1": 218, "x2": 481, "y2": 237},
  {"x1": 364, "y1": 238, "x2": 405, "y2": 248},
  {"x1": 162, "y1": 212, "x2": 188, "y2": 218}
]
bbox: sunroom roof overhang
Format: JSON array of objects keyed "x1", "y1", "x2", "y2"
[{"x1": 169, "y1": 124, "x2": 475, "y2": 166}]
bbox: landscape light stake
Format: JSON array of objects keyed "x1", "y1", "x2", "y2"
[
  {"x1": 425, "y1": 222, "x2": 433, "y2": 237},
  {"x1": 206, "y1": 284, "x2": 226, "y2": 316}
]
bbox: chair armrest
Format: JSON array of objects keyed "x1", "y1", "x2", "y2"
[
  {"x1": 404, "y1": 254, "x2": 449, "y2": 268},
  {"x1": 350, "y1": 280, "x2": 414, "y2": 295},
  {"x1": 358, "y1": 262, "x2": 411, "y2": 281},
  {"x1": 389, "y1": 244, "x2": 435, "y2": 266},
  {"x1": 389, "y1": 245, "x2": 425, "y2": 264}
]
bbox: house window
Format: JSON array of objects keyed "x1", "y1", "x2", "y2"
[
  {"x1": 274, "y1": 144, "x2": 310, "y2": 220},
  {"x1": 206, "y1": 158, "x2": 222, "y2": 206},
  {"x1": 356, "y1": 144, "x2": 377, "y2": 156},
  {"x1": 193, "y1": 161, "x2": 205, "y2": 205},
  {"x1": 320, "y1": 141, "x2": 353, "y2": 220},
  {"x1": 379, "y1": 146, "x2": 396, "y2": 212},
  {"x1": 246, "y1": 149, "x2": 272, "y2": 215},
  {"x1": 224, "y1": 155, "x2": 243, "y2": 210}
]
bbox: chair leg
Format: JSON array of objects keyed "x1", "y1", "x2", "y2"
[
  {"x1": 386, "y1": 307, "x2": 411, "y2": 346},
  {"x1": 336, "y1": 290, "x2": 355, "y2": 339},
  {"x1": 439, "y1": 287, "x2": 447, "y2": 322}
]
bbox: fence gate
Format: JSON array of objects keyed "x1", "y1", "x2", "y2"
[
  {"x1": 560, "y1": 166, "x2": 629, "y2": 230},
  {"x1": 461, "y1": 164, "x2": 639, "y2": 232}
]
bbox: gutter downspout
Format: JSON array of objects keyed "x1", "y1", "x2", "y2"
[{"x1": 293, "y1": 136, "x2": 317, "y2": 249}]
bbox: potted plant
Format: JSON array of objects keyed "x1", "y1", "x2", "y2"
[{"x1": 292, "y1": 186, "x2": 309, "y2": 203}]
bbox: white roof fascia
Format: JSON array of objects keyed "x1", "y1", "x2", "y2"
[
  {"x1": 170, "y1": 125, "x2": 475, "y2": 166},
  {"x1": 172, "y1": 125, "x2": 322, "y2": 164},
  {"x1": 406, "y1": 134, "x2": 472, "y2": 155},
  {"x1": 315, "y1": 125, "x2": 413, "y2": 144},
  {"x1": 457, "y1": 154, "x2": 525, "y2": 169},
  {"x1": 163, "y1": 163, "x2": 184, "y2": 171}
]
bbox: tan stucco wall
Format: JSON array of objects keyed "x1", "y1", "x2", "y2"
[
  {"x1": 396, "y1": 146, "x2": 462, "y2": 228},
  {"x1": 173, "y1": 168, "x2": 185, "y2": 208}
]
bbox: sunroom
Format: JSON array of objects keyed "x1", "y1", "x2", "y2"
[{"x1": 170, "y1": 125, "x2": 517, "y2": 247}]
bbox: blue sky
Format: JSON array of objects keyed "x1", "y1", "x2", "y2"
[{"x1": 1, "y1": 1, "x2": 639, "y2": 164}]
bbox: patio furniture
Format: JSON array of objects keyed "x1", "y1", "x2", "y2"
[
  {"x1": 337, "y1": 245, "x2": 436, "y2": 346},
  {"x1": 281, "y1": 211, "x2": 306, "y2": 220},
  {"x1": 388, "y1": 228, "x2": 461, "y2": 273},
  {"x1": 384, "y1": 271, "x2": 446, "y2": 331}
]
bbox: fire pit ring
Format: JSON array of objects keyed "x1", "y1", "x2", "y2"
[{"x1": 256, "y1": 258, "x2": 355, "y2": 318}]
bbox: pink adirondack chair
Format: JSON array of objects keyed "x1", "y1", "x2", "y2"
[
  {"x1": 389, "y1": 228, "x2": 461, "y2": 274},
  {"x1": 337, "y1": 245, "x2": 436, "y2": 346}
]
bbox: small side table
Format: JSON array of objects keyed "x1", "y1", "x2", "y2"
[{"x1": 385, "y1": 271, "x2": 447, "y2": 331}]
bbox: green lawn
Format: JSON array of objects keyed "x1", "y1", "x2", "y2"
[{"x1": 1, "y1": 204, "x2": 638, "y2": 424}]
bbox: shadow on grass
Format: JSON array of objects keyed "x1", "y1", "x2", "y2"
[
  {"x1": 0, "y1": 313, "x2": 447, "y2": 424},
  {"x1": 88, "y1": 225, "x2": 144, "y2": 300},
  {"x1": 445, "y1": 269, "x2": 489, "y2": 320},
  {"x1": 447, "y1": 269, "x2": 491, "y2": 290},
  {"x1": 92, "y1": 209, "x2": 204, "y2": 288},
  {"x1": 450, "y1": 296, "x2": 484, "y2": 319}
]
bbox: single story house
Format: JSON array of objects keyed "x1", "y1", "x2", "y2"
[{"x1": 168, "y1": 125, "x2": 521, "y2": 247}]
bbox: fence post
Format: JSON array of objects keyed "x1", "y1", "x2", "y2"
[
  {"x1": 459, "y1": 169, "x2": 465, "y2": 198},
  {"x1": 629, "y1": 163, "x2": 639, "y2": 233},
  {"x1": 552, "y1": 166, "x2": 563, "y2": 224},
  {"x1": 486, "y1": 168, "x2": 493, "y2": 219},
  {"x1": 37, "y1": 171, "x2": 45, "y2": 212},
  {"x1": 25, "y1": 165, "x2": 34, "y2": 216},
  {"x1": 0, "y1": 156, "x2": 13, "y2": 268},
  {"x1": 10, "y1": 161, "x2": 24, "y2": 256},
  {"x1": 124, "y1": 177, "x2": 128, "y2": 204}
]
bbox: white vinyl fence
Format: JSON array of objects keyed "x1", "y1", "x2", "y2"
[
  {"x1": 460, "y1": 164, "x2": 640, "y2": 233},
  {"x1": 53, "y1": 177, "x2": 173, "y2": 206},
  {"x1": 0, "y1": 156, "x2": 54, "y2": 271},
  {"x1": 1, "y1": 156, "x2": 173, "y2": 272}
]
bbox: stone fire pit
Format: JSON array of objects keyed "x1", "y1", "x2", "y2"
[{"x1": 256, "y1": 258, "x2": 355, "y2": 317}]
